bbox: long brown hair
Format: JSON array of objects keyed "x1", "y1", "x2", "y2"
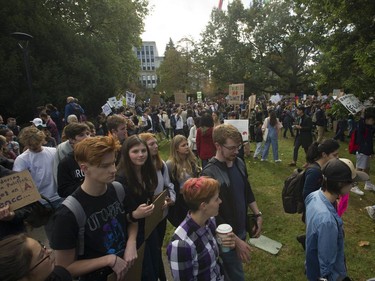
[
  {"x1": 0, "y1": 234, "x2": 33, "y2": 281},
  {"x1": 117, "y1": 135, "x2": 158, "y2": 196},
  {"x1": 138, "y1": 132, "x2": 163, "y2": 171},
  {"x1": 168, "y1": 135, "x2": 200, "y2": 181}
]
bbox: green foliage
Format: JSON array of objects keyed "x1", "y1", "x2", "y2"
[{"x1": 0, "y1": 0, "x2": 147, "y2": 120}]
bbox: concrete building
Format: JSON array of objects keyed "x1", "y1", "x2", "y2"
[{"x1": 134, "y1": 41, "x2": 164, "y2": 89}]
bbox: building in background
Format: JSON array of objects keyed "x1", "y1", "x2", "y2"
[{"x1": 134, "y1": 41, "x2": 164, "y2": 89}]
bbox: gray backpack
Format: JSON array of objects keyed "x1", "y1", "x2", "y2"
[{"x1": 62, "y1": 181, "x2": 125, "y2": 255}]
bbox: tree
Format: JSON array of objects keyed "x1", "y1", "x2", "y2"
[
  {"x1": 295, "y1": 0, "x2": 375, "y2": 97},
  {"x1": 0, "y1": 0, "x2": 147, "y2": 121}
]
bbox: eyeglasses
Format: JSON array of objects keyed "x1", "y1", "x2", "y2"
[
  {"x1": 221, "y1": 144, "x2": 242, "y2": 151},
  {"x1": 28, "y1": 241, "x2": 52, "y2": 273}
]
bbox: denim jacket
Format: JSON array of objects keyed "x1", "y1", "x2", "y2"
[{"x1": 305, "y1": 190, "x2": 346, "y2": 281}]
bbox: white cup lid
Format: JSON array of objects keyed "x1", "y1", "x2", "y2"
[{"x1": 216, "y1": 224, "x2": 232, "y2": 234}]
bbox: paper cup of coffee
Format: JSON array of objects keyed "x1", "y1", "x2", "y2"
[{"x1": 216, "y1": 224, "x2": 233, "y2": 253}]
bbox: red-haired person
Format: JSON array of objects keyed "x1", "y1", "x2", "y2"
[{"x1": 167, "y1": 177, "x2": 235, "y2": 281}]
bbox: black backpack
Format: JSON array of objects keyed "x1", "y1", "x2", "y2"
[
  {"x1": 282, "y1": 164, "x2": 321, "y2": 214},
  {"x1": 282, "y1": 168, "x2": 307, "y2": 214}
]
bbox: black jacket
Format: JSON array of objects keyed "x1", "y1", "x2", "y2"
[{"x1": 201, "y1": 157, "x2": 255, "y2": 235}]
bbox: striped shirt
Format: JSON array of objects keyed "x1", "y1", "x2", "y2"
[{"x1": 167, "y1": 213, "x2": 224, "y2": 281}]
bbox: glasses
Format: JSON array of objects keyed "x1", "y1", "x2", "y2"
[
  {"x1": 28, "y1": 241, "x2": 52, "y2": 273},
  {"x1": 221, "y1": 144, "x2": 242, "y2": 151}
]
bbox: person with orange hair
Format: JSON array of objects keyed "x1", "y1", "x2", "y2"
[
  {"x1": 50, "y1": 136, "x2": 138, "y2": 281},
  {"x1": 167, "y1": 176, "x2": 235, "y2": 281}
]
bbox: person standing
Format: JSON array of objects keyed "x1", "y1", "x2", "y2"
[
  {"x1": 196, "y1": 113, "x2": 216, "y2": 168},
  {"x1": 350, "y1": 108, "x2": 375, "y2": 196},
  {"x1": 261, "y1": 110, "x2": 283, "y2": 162},
  {"x1": 305, "y1": 158, "x2": 368, "y2": 281},
  {"x1": 289, "y1": 105, "x2": 313, "y2": 167},
  {"x1": 51, "y1": 136, "x2": 138, "y2": 281},
  {"x1": 167, "y1": 177, "x2": 235, "y2": 281},
  {"x1": 64, "y1": 97, "x2": 84, "y2": 124},
  {"x1": 315, "y1": 103, "x2": 327, "y2": 143},
  {"x1": 201, "y1": 124, "x2": 263, "y2": 281}
]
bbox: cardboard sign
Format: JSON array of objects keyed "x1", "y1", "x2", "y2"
[
  {"x1": 144, "y1": 190, "x2": 168, "y2": 239},
  {"x1": 149, "y1": 94, "x2": 160, "y2": 107},
  {"x1": 174, "y1": 93, "x2": 187, "y2": 105},
  {"x1": 228, "y1": 84, "x2": 244, "y2": 105},
  {"x1": 248, "y1": 94, "x2": 256, "y2": 110},
  {"x1": 338, "y1": 94, "x2": 364, "y2": 114},
  {"x1": 224, "y1": 119, "x2": 249, "y2": 141},
  {"x1": 0, "y1": 170, "x2": 41, "y2": 210}
]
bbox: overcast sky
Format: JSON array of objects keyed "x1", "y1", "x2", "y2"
[{"x1": 141, "y1": 0, "x2": 250, "y2": 55}]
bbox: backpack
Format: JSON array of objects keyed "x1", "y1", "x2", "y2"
[
  {"x1": 282, "y1": 163, "x2": 320, "y2": 214},
  {"x1": 170, "y1": 115, "x2": 177, "y2": 129},
  {"x1": 348, "y1": 129, "x2": 359, "y2": 154},
  {"x1": 282, "y1": 168, "x2": 306, "y2": 214},
  {"x1": 348, "y1": 127, "x2": 368, "y2": 154},
  {"x1": 61, "y1": 181, "x2": 125, "y2": 256}
]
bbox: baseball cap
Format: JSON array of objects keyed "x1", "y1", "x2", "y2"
[
  {"x1": 30, "y1": 118, "x2": 46, "y2": 128},
  {"x1": 322, "y1": 158, "x2": 369, "y2": 182}
]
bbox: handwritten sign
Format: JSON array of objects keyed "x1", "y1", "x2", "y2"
[
  {"x1": 338, "y1": 94, "x2": 364, "y2": 115},
  {"x1": 174, "y1": 93, "x2": 187, "y2": 105},
  {"x1": 228, "y1": 84, "x2": 244, "y2": 105},
  {"x1": 224, "y1": 119, "x2": 249, "y2": 141},
  {"x1": 0, "y1": 170, "x2": 41, "y2": 210},
  {"x1": 149, "y1": 94, "x2": 160, "y2": 107},
  {"x1": 248, "y1": 94, "x2": 256, "y2": 110}
]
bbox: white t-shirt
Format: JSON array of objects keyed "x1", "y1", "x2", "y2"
[{"x1": 13, "y1": 146, "x2": 60, "y2": 203}]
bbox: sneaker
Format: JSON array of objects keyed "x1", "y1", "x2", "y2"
[
  {"x1": 275, "y1": 159, "x2": 282, "y2": 163},
  {"x1": 365, "y1": 206, "x2": 375, "y2": 220},
  {"x1": 364, "y1": 182, "x2": 375, "y2": 191},
  {"x1": 350, "y1": 186, "x2": 364, "y2": 196},
  {"x1": 261, "y1": 158, "x2": 267, "y2": 162},
  {"x1": 253, "y1": 156, "x2": 258, "y2": 160}
]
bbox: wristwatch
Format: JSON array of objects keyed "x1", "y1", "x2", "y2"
[{"x1": 254, "y1": 212, "x2": 262, "y2": 218}]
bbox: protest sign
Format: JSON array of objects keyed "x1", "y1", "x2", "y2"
[
  {"x1": 149, "y1": 94, "x2": 160, "y2": 107},
  {"x1": 126, "y1": 91, "x2": 136, "y2": 107},
  {"x1": 338, "y1": 94, "x2": 364, "y2": 114},
  {"x1": 174, "y1": 93, "x2": 187, "y2": 105},
  {"x1": 248, "y1": 94, "x2": 256, "y2": 110},
  {"x1": 107, "y1": 97, "x2": 117, "y2": 108},
  {"x1": 228, "y1": 84, "x2": 244, "y2": 105},
  {"x1": 0, "y1": 170, "x2": 41, "y2": 210},
  {"x1": 145, "y1": 190, "x2": 167, "y2": 239},
  {"x1": 224, "y1": 119, "x2": 249, "y2": 141},
  {"x1": 197, "y1": 91, "x2": 202, "y2": 103},
  {"x1": 101, "y1": 102, "x2": 112, "y2": 116}
]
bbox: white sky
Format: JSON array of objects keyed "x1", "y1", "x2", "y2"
[{"x1": 141, "y1": 0, "x2": 251, "y2": 55}]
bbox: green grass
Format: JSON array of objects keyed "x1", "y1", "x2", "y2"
[{"x1": 158, "y1": 134, "x2": 375, "y2": 281}]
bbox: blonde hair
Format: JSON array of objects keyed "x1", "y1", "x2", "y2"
[
  {"x1": 168, "y1": 135, "x2": 200, "y2": 181},
  {"x1": 18, "y1": 126, "x2": 45, "y2": 148}
]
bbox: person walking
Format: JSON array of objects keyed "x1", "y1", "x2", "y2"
[{"x1": 261, "y1": 110, "x2": 283, "y2": 162}]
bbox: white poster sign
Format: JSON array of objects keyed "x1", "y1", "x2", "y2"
[
  {"x1": 224, "y1": 119, "x2": 249, "y2": 141},
  {"x1": 338, "y1": 94, "x2": 364, "y2": 114},
  {"x1": 101, "y1": 102, "x2": 112, "y2": 116},
  {"x1": 107, "y1": 96, "x2": 117, "y2": 108},
  {"x1": 228, "y1": 84, "x2": 245, "y2": 105},
  {"x1": 126, "y1": 91, "x2": 136, "y2": 107}
]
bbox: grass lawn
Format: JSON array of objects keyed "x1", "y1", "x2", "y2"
[{"x1": 157, "y1": 132, "x2": 375, "y2": 281}]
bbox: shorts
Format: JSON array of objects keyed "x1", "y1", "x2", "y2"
[{"x1": 356, "y1": 153, "x2": 370, "y2": 170}]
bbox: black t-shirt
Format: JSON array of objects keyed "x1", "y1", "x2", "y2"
[{"x1": 50, "y1": 184, "x2": 130, "y2": 260}]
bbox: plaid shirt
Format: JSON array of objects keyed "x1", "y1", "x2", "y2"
[{"x1": 167, "y1": 213, "x2": 224, "y2": 281}]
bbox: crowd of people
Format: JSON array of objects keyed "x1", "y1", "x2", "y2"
[{"x1": 0, "y1": 93, "x2": 374, "y2": 281}]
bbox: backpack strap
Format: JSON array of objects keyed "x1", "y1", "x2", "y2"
[
  {"x1": 62, "y1": 196, "x2": 86, "y2": 256},
  {"x1": 112, "y1": 181, "x2": 125, "y2": 203}
]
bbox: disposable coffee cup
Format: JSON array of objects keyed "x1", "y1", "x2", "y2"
[{"x1": 216, "y1": 224, "x2": 233, "y2": 253}]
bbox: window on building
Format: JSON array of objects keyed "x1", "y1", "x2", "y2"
[{"x1": 152, "y1": 66, "x2": 155, "y2": 70}]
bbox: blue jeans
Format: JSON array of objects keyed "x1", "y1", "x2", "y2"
[
  {"x1": 221, "y1": 237, "x2": 245, "y2": 281},
  {"x1": 262, "y1": 136, "x2": 279, "y2": 160}
]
